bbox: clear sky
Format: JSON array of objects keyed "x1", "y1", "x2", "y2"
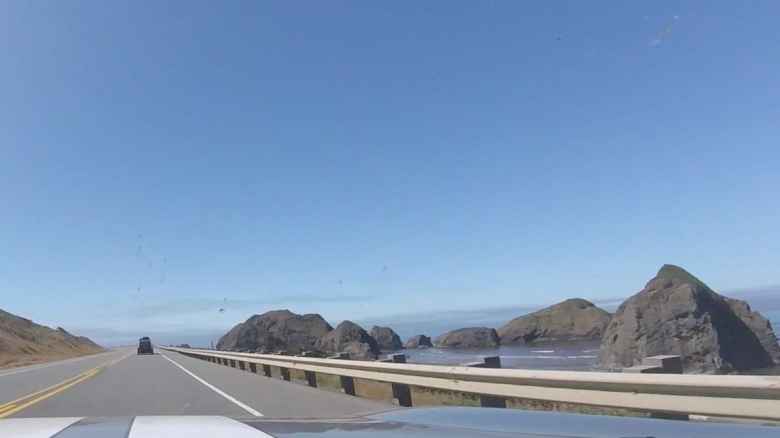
[{"x1": 1, "y1": 1, "x2": 779, "y2": 345}]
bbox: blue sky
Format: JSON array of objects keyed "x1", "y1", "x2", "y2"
[{"x1": 1, "y1": 1, "x2": 779, "y2": 345}]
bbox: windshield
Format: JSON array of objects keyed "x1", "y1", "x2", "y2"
[{"x1": 1, "y1": 0, "x2": 778, "y2": 427}]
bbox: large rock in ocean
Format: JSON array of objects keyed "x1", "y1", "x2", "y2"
[
  {"x1": 599, "y1": 265, "x2": 778, "y2": 373},
  {"x1": 405, "y1": 334, "x2": 433, "y2": 349},
  {"x1": 370, "y1": 326, "x2": 403, "y2": 351},
  {"x1": 435, "y1": 327, "x2": 499, "y2": 349},
  {"x1": 498, "y1": 298, "x2": 611, "y2": 344},
  {"x1": 724, "y1": 297, "x2": 780, "y2": 364},
  {"x1": 216, "y1": 309, "x2": 332, "y2": 354},
  {"x1": 316, "y1": 321, "x2": 380, "y2": 360}
]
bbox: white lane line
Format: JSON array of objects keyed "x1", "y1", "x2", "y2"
[{"x1": 160, "y1": 353, "x2": 263, "y2": 417}]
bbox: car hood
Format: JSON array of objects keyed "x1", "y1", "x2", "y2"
[{"x1": 0, "y1": 408, "x2": 777, "y2": 437}]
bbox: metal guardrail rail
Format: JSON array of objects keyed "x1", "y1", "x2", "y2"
[{"x1": 161, "y1": 347, "x2": 780, "y2": 421}]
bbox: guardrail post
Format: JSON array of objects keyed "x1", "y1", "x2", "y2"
[
  {"x1": 238, "y1": 361, "x2": 246, "y2": 371},
  {"x1": 230, "y1": 359, "x2": 237, "y2": 368},
  {"x1": 465, "y1": 356, "x2": 506, "y2": 408},
  {"x1": 262, "y1": 364, "x2": 272, "y2": 377},
  {"x1": 300, "y1": 351, "x2": 319, "y2": 387},
  {"x1": 281, "y1": 367, "x2": 291, "y2": 381},
  {"x1": 623, "y1": 355, "x2": 687, "y2": 420},
  {"x1": 328, "y1": 353, "x2": 356, "y2": 395},
  {"x1": 249, "y1": 363, "x2": 257, "y2": 374},
  {"x1": 304, "y1": 370, "x2": 317, "y2": 387},
  {"x1": 388, "y1": 354, "x2": 412, "y2": 407}
]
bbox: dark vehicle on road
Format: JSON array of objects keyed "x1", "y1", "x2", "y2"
[{"x1": 137, "y1": 337, "x2": 153, "y2": 355}]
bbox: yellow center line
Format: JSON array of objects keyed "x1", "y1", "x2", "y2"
[
  {"x1": 0, "y1": 369, "x2": 101, "y2": 418},
  {"x1": 0, "y1": 351, "x2": 132, "y2": 418},
  {"x1": 0, "y1": 371, "x2": 91, "y2": 410}
]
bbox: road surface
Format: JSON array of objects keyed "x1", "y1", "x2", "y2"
[{"x1": 0, "y1": 349, "x2": 390, "y2": 418}]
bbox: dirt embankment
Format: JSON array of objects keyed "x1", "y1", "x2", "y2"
[{"x1": 0, "y1": 308, "x2": 104, "y2": 369}]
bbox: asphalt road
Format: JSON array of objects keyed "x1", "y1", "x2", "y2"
[{"x1": 0, "y1": 349, "x2": 390, "y2": 418}]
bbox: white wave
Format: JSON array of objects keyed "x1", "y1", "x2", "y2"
[{"x1": 500, "y1": 355, "x2": 598, "y2": 360}]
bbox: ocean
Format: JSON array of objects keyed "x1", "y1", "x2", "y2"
[
  {"x1": 363, "y1": 293, "x2": 780, "y2": 372},
  {"x1": 399, "y1": 340, "x2": 602, "y2": 371}
]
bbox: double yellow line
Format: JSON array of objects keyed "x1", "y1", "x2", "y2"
[{"x1": 0, "y1": 363, "x2": 107, "y2": 418}]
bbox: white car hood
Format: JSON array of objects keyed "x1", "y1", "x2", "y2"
[{"x1": 0, "y1": 416, "x2": 272, "y2": 438}]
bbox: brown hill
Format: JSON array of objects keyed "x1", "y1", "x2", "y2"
[{"x1": 0, "y1": 308, "x2": 103, "y2": 369}]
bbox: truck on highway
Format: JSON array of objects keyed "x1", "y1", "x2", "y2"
[{"x1": 137, "y1": 337, "x2": 154, "y2": 355}]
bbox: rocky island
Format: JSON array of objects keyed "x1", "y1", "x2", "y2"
[
  {"x1": 498, "y1": 298, "x2": 611, "y2": 344},
  {"x1": 216, "y1": 309, "x2": 332, "y2": 354},
  {"x1": 404, "y1": 334, "x2": 433, "y2": 349},
  {"x1": 217, "y1": 311, "x2": 381, "y2": 360},
  {"x1": 434, "y1": 327, "x2": 500, "y2": 349},
  {"x1": 215, "y1": 265, "x2": 779, "y2": 373},
  {"x1": 317, "y1": 321, "x2": 381, "y2": 360},
  {"x1": 600, "y1": 265, "x2": 780, "y2": 373},
  {"x1": 370, "y1": 326, "x2": 403, "y2": 351}
]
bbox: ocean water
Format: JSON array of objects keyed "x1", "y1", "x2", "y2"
[
  {"x1": 399, "y1": 340, "x2": 602, "y2": 371},
  {"x1": 392, "y1": 309, "x2": 780, "y2": 371},
  {"x1": 766, "y1": 310, "x2": 780, "y2": 330},
  {"x1": 365, "y1": 292, "x2": 780, "y2": 372}
]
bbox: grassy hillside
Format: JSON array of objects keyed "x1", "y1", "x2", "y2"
[{"x1": 0, "y1": 309, "x2": 103, "y2": 369}]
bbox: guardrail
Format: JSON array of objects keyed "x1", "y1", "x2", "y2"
[{"x1": 161, "y1": 347, "x2": 780, "y2": 422}]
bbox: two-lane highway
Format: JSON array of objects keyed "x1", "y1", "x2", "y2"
[
  {"x1": 1, "y1": 349, "x2": 390, "y2": 418},
  {"x1": 0, "y1": 349, "x2": 133, "y2": 418}
]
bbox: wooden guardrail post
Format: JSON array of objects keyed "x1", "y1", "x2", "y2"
[
  {"x1": 385, "y1": 354, "x2": 412, "y2": 407},
  {"x1": 301, "y1": 352, "x2": 318, "y2": 387},
  {"x1": 465, "y1": 356, "x2": 506, "y2": 408},
  {"x1": 238, "y1": 361, "x2": 246, "y2": 371},
  {"x1": 329, "y1": 353, "x2": 356, "y2": 395},
  {"x1": 262, "y1": 364, "x2": 272, "y2": 377},
  {"x1": 249, "y1": 362, "x2": 257, "y2": 374}
]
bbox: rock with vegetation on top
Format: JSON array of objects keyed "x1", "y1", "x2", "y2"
[
  {"x1": 599, "y1": 265, "x2": 778, "y2": 373},
  {"x1": 498, "y1": 298, "x2": 611, "y2": 345},
  {"x1": 404, "y1": 334, "x2": 433, "y2": 349},
  {"x1": 216, "y1": 309, "x2": 332, "y2": 354},
  {"x1": 370, "y1": 326, "x2": 403, "y2": 351},
  {"x1": 434, "y1": 327, "x2": 499, "y2": 349},
  {"x1": 316, "y1": 321, "x2": 380, "y2": 360}
]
